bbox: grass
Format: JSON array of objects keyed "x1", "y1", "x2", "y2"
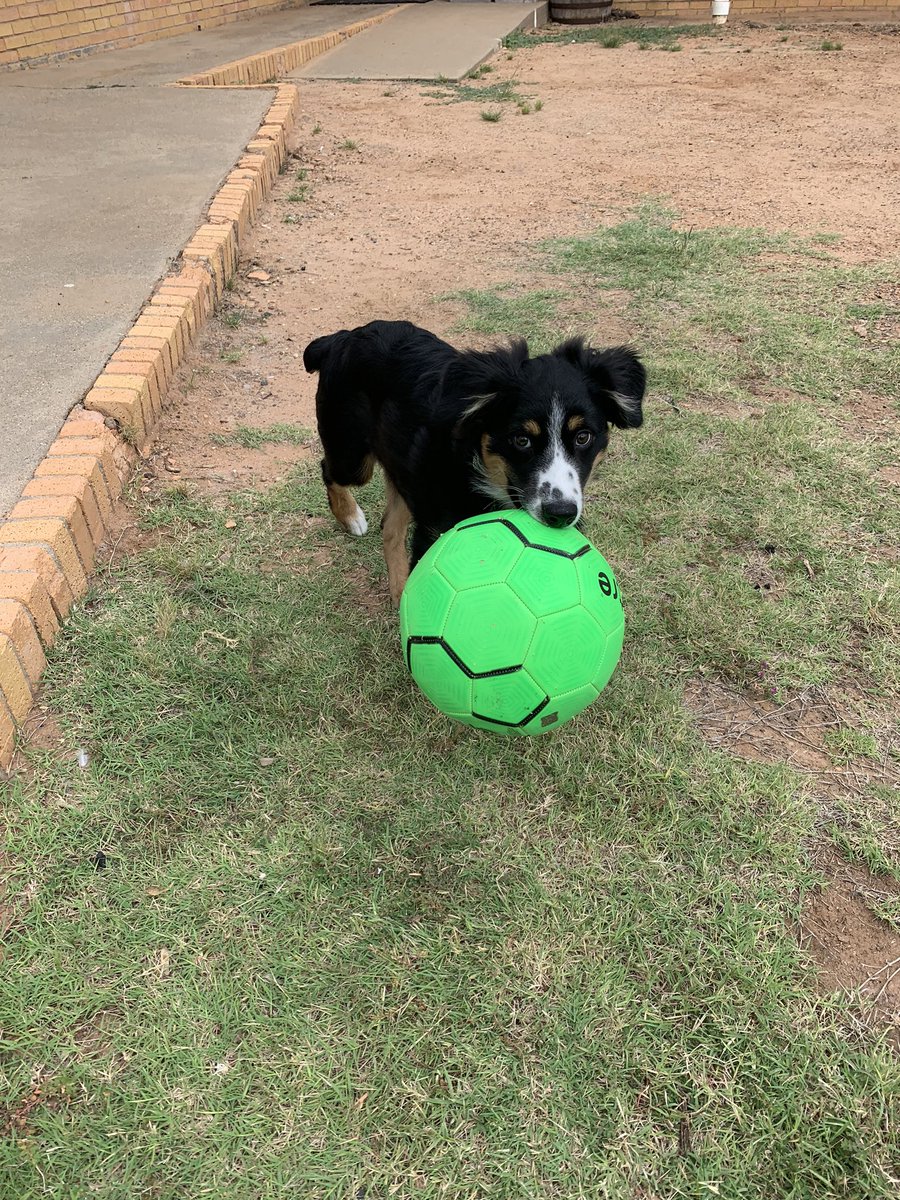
[
  {"x1": 210, "y1": 423, "x2": 313, "y2": 450},
  {"x1": 536, "y1": 202, "x2": 900, "y2": 407},
  {"x1": 820, "y1": 39, "x2": 844, "y2": 52},
  {"x1": 444, "y1": 285, "x2": 564, "y2": 347},
  {"x1": 504, "y1": 23, "x2": 722, "y2": 54},
  {"x1": 3, "y1": 207, "x2": 900, "y2": 1197},
  {"x1": 424, "y1": 76, "x2": 538, "y2": 113},
  {"x1": 424, "y1": 76, "x2": 544, "y2": 118},
  {"x1": 338, "y1": 138, "x2": 359, "y2": 151},
  {"x1": 447, "y1": 203, "x2": 900, "y2": 851}
]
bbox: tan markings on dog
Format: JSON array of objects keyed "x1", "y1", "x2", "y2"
[
  {"x1": 326, "y1": 455, "x2": 375, "y2": 536},
  {"x1": 382, "y1": 477, "x2": 412, "y2": 607},
  {"x1": 357, "y1": 453, "x2": 376, "y2": 485},
  {"x1": 327, "y1": 483, "x2": 361, "y2": 527},
  {"x1": 480, "y1": 432, "x2": 510, "y2": 491},
  {"x1": 567, "y1": 415, "x2": 586, "y2": 431},
  {"x1": 523, "y1": 419, "x2": 541, "y2": 436}
]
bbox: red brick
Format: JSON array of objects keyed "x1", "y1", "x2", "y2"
[
  {"x1": 110, "y1": 346, "x2": 169, "y2": 391},
  {"x1": 120, "y1": 335, "x2": 176, "y2": 378},
  {"x1": 58, "y1": 412, "x2": 109, "y2": 440},
  {"x1": 126, "y1": 322, "x2": 180, "y2": 369},
  {"x1": 100, "y1": 360, "x2": 163, "y2": 415},
  {"x1": 155, "y1": 282, "x2": 210, "y2": 327},
  {"x1": 0, "y1": 544, "x2": 75, "y2": 622},
  {"x1": 22, "y1": 473, "x2": 107, "y2": 545},
  {"x1": 31, "y1": 457, "x2": 113, "y2": 522},
  {"x1": 48, "y1": 433, "x2": 121, "y2": 497},
  {"x1": 8, "y1": 495, "x2": 95, "y2": 574},
  {"x1": 182, "y1": 246, "x2": 226, "y2": 299},
  {"x1": 0, "y1": 517, "x2": 89, "y2": 593},
  {"x1": 0, "y1": 632, "x2": 33, "y2": 723},
  {"x1": 141, "y1": 304, "x2": 193, "y2": 353},
  {"x1": 84, "y1": 384, "x2": 149, "y2": 442},
  {"x1": 0, "y1": 700, "x2": 14, "y2": 770},
  {"x1": 0, "y1": 600, "x2": 46, "y2": 686},
  {"x1": 0, "y1": 567, "x2": 59, "y2": 647}
]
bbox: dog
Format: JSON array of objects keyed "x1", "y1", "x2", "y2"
[{"x1": 303, "y1": 320, "x2": 645, "y2": 605}]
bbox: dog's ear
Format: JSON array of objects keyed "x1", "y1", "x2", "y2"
[
  {"x1": 553, "y1": 338, "x2": 646, "y2": 429},
  {"x1": 447, "y1": 340, "x2": 530, "y2": 435}
]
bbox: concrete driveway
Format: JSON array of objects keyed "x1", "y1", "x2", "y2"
[{"x1": 0, "y1": 5, "x2": 383, "y2": 518}]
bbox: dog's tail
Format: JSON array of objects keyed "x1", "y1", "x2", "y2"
[{"x1": 303, "y1": 331, "x2": 345, "y2": 375}]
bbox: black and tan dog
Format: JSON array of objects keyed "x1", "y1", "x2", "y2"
[{"x1": 304, "y1": 320, "x2": 645, "y2": 604}]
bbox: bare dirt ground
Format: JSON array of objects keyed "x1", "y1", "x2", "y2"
[
  {"x1": 142, "y1": 20, "x2": 900, "y2": 1042},
  {"x1": 157, "y1": 21, "x2": 900, "y2": 491}
]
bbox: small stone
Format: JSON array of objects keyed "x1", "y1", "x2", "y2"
[
  {"x1": 225, "y1": 519, "x2": 237, "y2": 529},
  {"x1": 247, "y1": 269, "x2": 271, "y2": 283}
]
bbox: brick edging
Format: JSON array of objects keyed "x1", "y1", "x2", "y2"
[
  {"x1": 0, "y1": 77, "x2": 306, "y2": 770},
  {"x1": 176, "y1": 8, "x2": 402, "y2": 88}
]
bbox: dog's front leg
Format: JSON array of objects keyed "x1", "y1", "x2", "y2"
[{"x1": 382, "y1": 478, "x2": 412, "y2": 606}]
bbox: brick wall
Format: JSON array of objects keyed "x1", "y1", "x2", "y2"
[
  {"x1": 1, "y1": 0, "x2": 301, "y2": 69},
  {"x1": 5, "y1": 0, "x2": 898, "y2": 68},
  {"x1": 621, "y1": 0, "x2": 900, "y2": 16}
]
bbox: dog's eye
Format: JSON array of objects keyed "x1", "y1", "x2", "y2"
[
  {"x1": 511, "y1": 434, "x2": 532, "y2": 451},
  {"x1": 574, "y1": 430, "x2": 594, "y2": 448}
]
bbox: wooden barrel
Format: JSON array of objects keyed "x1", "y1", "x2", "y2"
[{"x1": 549, "y1": 0, "x2": 613, "y2": 23}]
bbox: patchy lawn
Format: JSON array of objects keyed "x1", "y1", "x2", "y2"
[{"x1": 3, "y1": 20, "x2": 900, "y2": 1200}]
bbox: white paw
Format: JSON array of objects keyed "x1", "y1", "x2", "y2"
[{"x1": 346, "y1": 505, "x2": 368, "y2": 536}]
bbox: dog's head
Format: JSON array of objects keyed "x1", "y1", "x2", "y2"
[{"x1": 449, "y1": 337, "x2": 646, "y2": 528}]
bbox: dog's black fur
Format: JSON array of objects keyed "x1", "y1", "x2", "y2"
[{"x1": 304, "y1": 320, "x2": 645, "y2": 600}]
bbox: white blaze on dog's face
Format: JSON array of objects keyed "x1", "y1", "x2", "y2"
[
  {"x1": 475, "y1": 395, "x2": 608, "y2": 529},
  {"x1": 531, "y1": 398, "x2": 583, "y2": 527},
  {"x1": 499, "y1": 396, "x2": 604, "y2": 529},
  {"x1": 466, "y1": 339, "x2": 646, "y2": 530}
]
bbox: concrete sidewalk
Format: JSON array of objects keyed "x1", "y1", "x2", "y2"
[
  {"x1": 295, "y1": 2, "x2": 545, "y2": 81},
  {"x1": 0, "y1": 5, "x2": 384, "y2": 518},
  {"x1": 0, "y1": 1, "x2": 546, "y2": 518}
]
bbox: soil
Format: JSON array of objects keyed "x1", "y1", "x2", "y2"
[
  {"x1": 686, "y1": 678, "x2": 900, "y2": 1047},
  {"x1": 157, "y1": 20, "x2": 900, "y2": 489},
  {"x1": 800, "y1": 854, "x2": 900, "y2": 1052},
  {"x1": 34, "y1": 21, "x2": 900, "y2": 1034}
]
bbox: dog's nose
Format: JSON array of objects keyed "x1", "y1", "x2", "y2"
[{"x1": 541, "y1": 499, "x2": 579, "y2": 528}]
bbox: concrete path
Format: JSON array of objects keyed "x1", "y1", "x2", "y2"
[
  {"x1": 294, "y1": 2, "x2": 545, "y2": 81},
  {"x1": 0, "y1": 1, "x2": 548, "y2": 517},
  {"x1": 0, "y1": 5, "x2": 384, "y2": 518}
]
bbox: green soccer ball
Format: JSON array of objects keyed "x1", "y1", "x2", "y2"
[{"x1": 399, "y1": 510, "x2": 624, "y2": 736}]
